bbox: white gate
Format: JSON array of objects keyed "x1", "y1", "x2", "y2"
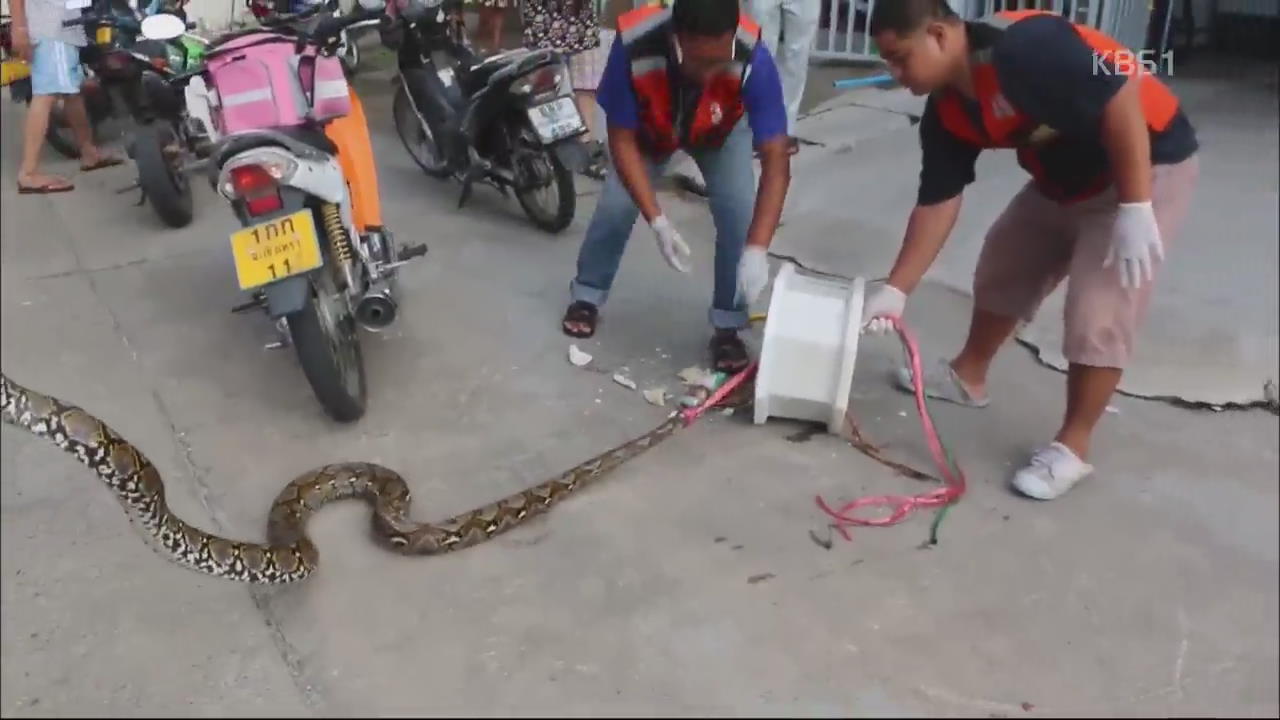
[{"x1": 811, "y1": 0, "x2": 1154, "y2": 62}]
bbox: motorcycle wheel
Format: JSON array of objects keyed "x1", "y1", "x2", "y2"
[
  {"x1": 339, "y1": 29, "x2": 360, "y2": 75},
  {"x1": 43, "y1": 98, "x2": 89, "y2": 160},
  {"x1": 514, "y1": 141, "x2": 575, "y2": 234},
  {"x1": 286, "y1": 270, "x2": 367, "y2": 423},
  {"x1": 392, "y1": 83, "x2": 450, "y2": 179},
  {"x1": 134, "y1": 122, "x2": 194, "y2": 228}
]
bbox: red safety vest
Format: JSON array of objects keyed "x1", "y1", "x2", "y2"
[
  {"x1": 616, "y1": 4, "x2": 761, "y2": 155},
  {"x1": 936, "y1": 10, "x2": 1182, "y2": 203}
]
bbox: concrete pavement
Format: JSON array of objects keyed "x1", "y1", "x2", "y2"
[{"x1": 1, "y1": 55, "x2": 1277, "y2": 716}]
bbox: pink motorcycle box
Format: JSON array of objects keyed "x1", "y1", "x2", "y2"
[{"x1": 204, "y1": 32, "x2": 351, "y2": 136}]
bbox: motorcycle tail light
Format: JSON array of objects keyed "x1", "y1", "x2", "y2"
[
  {"x1": 513, "y1": 65, "x2": 563, "y2": 96},
  {"x1": 103, "y1": 51, "x2": 132, "y2": 72},
  {"x1": 228, "y1": 164, "x2": 283, "y2": 216}
]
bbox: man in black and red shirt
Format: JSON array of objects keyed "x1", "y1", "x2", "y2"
[{"x1": 862, "y1": 0, "x2": 1199, "y2": 500}]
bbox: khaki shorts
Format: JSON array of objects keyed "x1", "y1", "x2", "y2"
[{"x1": 973, "y1": 155, "x2": 1199, "y2": 369}]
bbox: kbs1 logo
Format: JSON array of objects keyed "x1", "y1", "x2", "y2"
[{"x1": 1093, "y1": 49, "x2": 1174, "y2": 76}]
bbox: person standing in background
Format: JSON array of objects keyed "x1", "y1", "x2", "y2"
[
  {"x1": 746, "y1": 0, "x2": 819, "y2": 152},
  {"x1": 8, "y1": 0, "x2": 122, "y2": 194},
  {"x1": 471, "y1": 0, "x2": 515, "y2": 54},
  {"x1": 519, "y1": 0, "x2": 603, "y2": 173},
  {"x1": 563, "y1": 0, "x2": 627, "y2": 180}
]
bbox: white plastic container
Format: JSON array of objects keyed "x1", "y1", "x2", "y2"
[{"x1": 753, "y1": 262, "x2": 866, "y2": 434}]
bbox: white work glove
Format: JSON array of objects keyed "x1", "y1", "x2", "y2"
[
  {"x1": 861, "y1": 284, "x2": 907, "y2": 335},
  {"x1": 1104, "y1": 201, "x2": 1164, "y2": 290},
  {"x1": 649, "y1": 214, "x2": 692, "y2": 273},
  {"x1": 736, "y1": 246, "x2": 769, "y2": 306}
]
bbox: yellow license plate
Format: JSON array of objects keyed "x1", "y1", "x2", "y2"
[
  {"x1": 229, "y1": 210, "x2": 323, "y2": 291},
  {"x1": 96, "y1": 26, "x2": 113, "y2": 45}
]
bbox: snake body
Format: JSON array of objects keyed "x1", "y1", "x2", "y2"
[{"x1": 0, "y1": 372, "x2": 683, "y2": 584}]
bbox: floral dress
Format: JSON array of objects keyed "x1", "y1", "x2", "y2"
[{"x1": 519, "y1": 0, "x2": 600, "y2": 54}]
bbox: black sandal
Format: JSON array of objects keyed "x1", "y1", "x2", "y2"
[
  {"x1": 709, "y1": 329, "x2": 751, "y2": 374},
  {"x1": 562, "y1": 300, "x2": 599, "y2": 338}
]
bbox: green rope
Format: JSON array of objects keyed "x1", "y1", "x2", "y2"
[{"x1": 909, "y1": 345, "x2": 964, "y2": 547}]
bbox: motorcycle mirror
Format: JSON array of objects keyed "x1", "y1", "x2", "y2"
[{"x1": 140, "y1": 12, "x2": 185, "y2": 40}]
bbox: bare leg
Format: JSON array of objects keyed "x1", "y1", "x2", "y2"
[
  {"x1": 1056, "y1": 364, "x2": 1122, "y2": 460},
  {"x1": 574, "y1": 90, "x2": 598, "y2": 142},
  {"x1": 477, "y1": 7, "x2": 502, "y2": 52},
  {"x1": 18, "y1": 94, "x2": 71, "y2": 189},
  {"x1": 19, "y1": 94, "x2": 56, "y2": 178},
  {"x1": 490, "y1": 7, "x2": 504, "y2": 50},
  {"x1": 948, "y1": 306, "x2": 1022, "y2": 397},
  {"x1": 62, "y1": 93, "x2": 107, "y2": 166}
]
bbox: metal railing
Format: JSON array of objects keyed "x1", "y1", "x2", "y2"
[{"x1": 811, "y1": 0, "x2": 1153, "y2": 62}]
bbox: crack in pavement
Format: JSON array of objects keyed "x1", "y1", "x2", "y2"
[
  {"x1": 45, "y1": 202, "x2": 327, "y2": 713},
  {"x1": 27, "y1": 257, "x2": 150, "y2": 280},
  {"x1": 1013, "y1": 336, "x2": 1280, "y2": 415},
  {"x1": 799, "y1": 99, "x2": 922, "y2": 125},
  {"x1": 24, "y1": 245, "x2": 216, "y2": 282}
]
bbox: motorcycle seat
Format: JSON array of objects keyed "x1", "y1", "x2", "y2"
[
  {"x1": 212, "y1": 126, "x2": 337, "y2": 167},
  {"x1": 458, "y1": 48, "x2": 556, "y2": 94}
]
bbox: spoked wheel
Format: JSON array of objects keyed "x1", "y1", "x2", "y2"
[
  {"x1": 286, "y1": 269, "x2": 367, "y2": 423},
  {"x1": 392, "y1": 83, "x2": 450, "y2": 179},
  {"x1": 513, "y1": 138, "x2": 575, "y2": 234}
]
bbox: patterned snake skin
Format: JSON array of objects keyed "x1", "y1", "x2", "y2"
[{"x1": 0, "y1": 372, "x2": 684, "y2": 584}]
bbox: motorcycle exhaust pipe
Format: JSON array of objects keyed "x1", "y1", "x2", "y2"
[{"x1": 355, "y1": 283, "x2": 397, "y2": 331}]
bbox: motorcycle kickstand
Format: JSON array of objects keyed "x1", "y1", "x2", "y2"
[{"x1": 457, "y1": 146, "x2": 490, "y2": 209}]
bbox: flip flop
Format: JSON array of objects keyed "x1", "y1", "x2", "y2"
[
  {"x1": 80, "y1": 155, "x2": 124, "y2": 172},
  {"x1": 562, "y1": 300, "x2": 599, "y2": 339},
  {"x1": 17, "y1": 179, "x2": 75, "y2": 194},
  {"x1": 709, "y1": 329, "x2": 751, "y2": 374}
]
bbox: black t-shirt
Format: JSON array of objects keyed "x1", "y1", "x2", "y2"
[{"x1": 916, "y1": 14, "x2": 1199, "y2": 206}]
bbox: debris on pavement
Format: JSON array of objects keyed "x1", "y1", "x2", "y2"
[
  {"x1": 568, "y1": 344, "x2": 593, "y2": 367},
  {"x1": 747, "y1": 572, "x2": 776, "y2": 585},
  {"x1": 612, "y1": 373, "x2": 638, "y2": 391},
  {"x1": 809, "y1": 529, "x2": 833, "y2": 550},
  {"x1": 678, "y1": 365, "x2": 719, "y2": 390},
  {"x1": 678, "y1": 387, "x2": 711, "y2": 407},
  {"x1": 642, "y1": 387, "x2": 668, "y2": 406},
  {"x1": 1105, "y1": 405, "x2": 1119, "y2": 414}
]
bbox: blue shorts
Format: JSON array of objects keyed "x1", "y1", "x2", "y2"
[{"x1": 31, "y1": 40, "x2": 84, "y2": 96}]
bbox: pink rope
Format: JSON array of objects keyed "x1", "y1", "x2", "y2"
[
  {"x1": 815, "y1": 317, "x2": 966, "y2": 539},
  {"x1": 676, "y1": 316, "x2": 965, "y2": 541}
]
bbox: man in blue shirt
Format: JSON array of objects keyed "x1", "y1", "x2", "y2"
[{"x1": 560, "y1": 0, "x2": 791, "y2": 374}]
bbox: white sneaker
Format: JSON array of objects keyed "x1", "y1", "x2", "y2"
[{"x1": 1011, "y1": 442, "x2": 1095, "y2": 500}]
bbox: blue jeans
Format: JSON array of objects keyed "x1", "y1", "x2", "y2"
[{"x1": 570, "y1": 121, "x2": 756, "y2": 330}]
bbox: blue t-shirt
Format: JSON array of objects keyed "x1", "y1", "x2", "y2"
[{"x1": 595, "y1": 32, "x2": 788, "y2": 150}]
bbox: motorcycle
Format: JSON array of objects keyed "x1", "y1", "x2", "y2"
[
  {"x1": 384, "y1": 0, "x2": 589, "y2": 233},
  {"x1": 47, "y1": 0, "x2": 211, "y2": 227},
  {"x1": 141, "y1": 3, "x2": 427, "y2": 422}
]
